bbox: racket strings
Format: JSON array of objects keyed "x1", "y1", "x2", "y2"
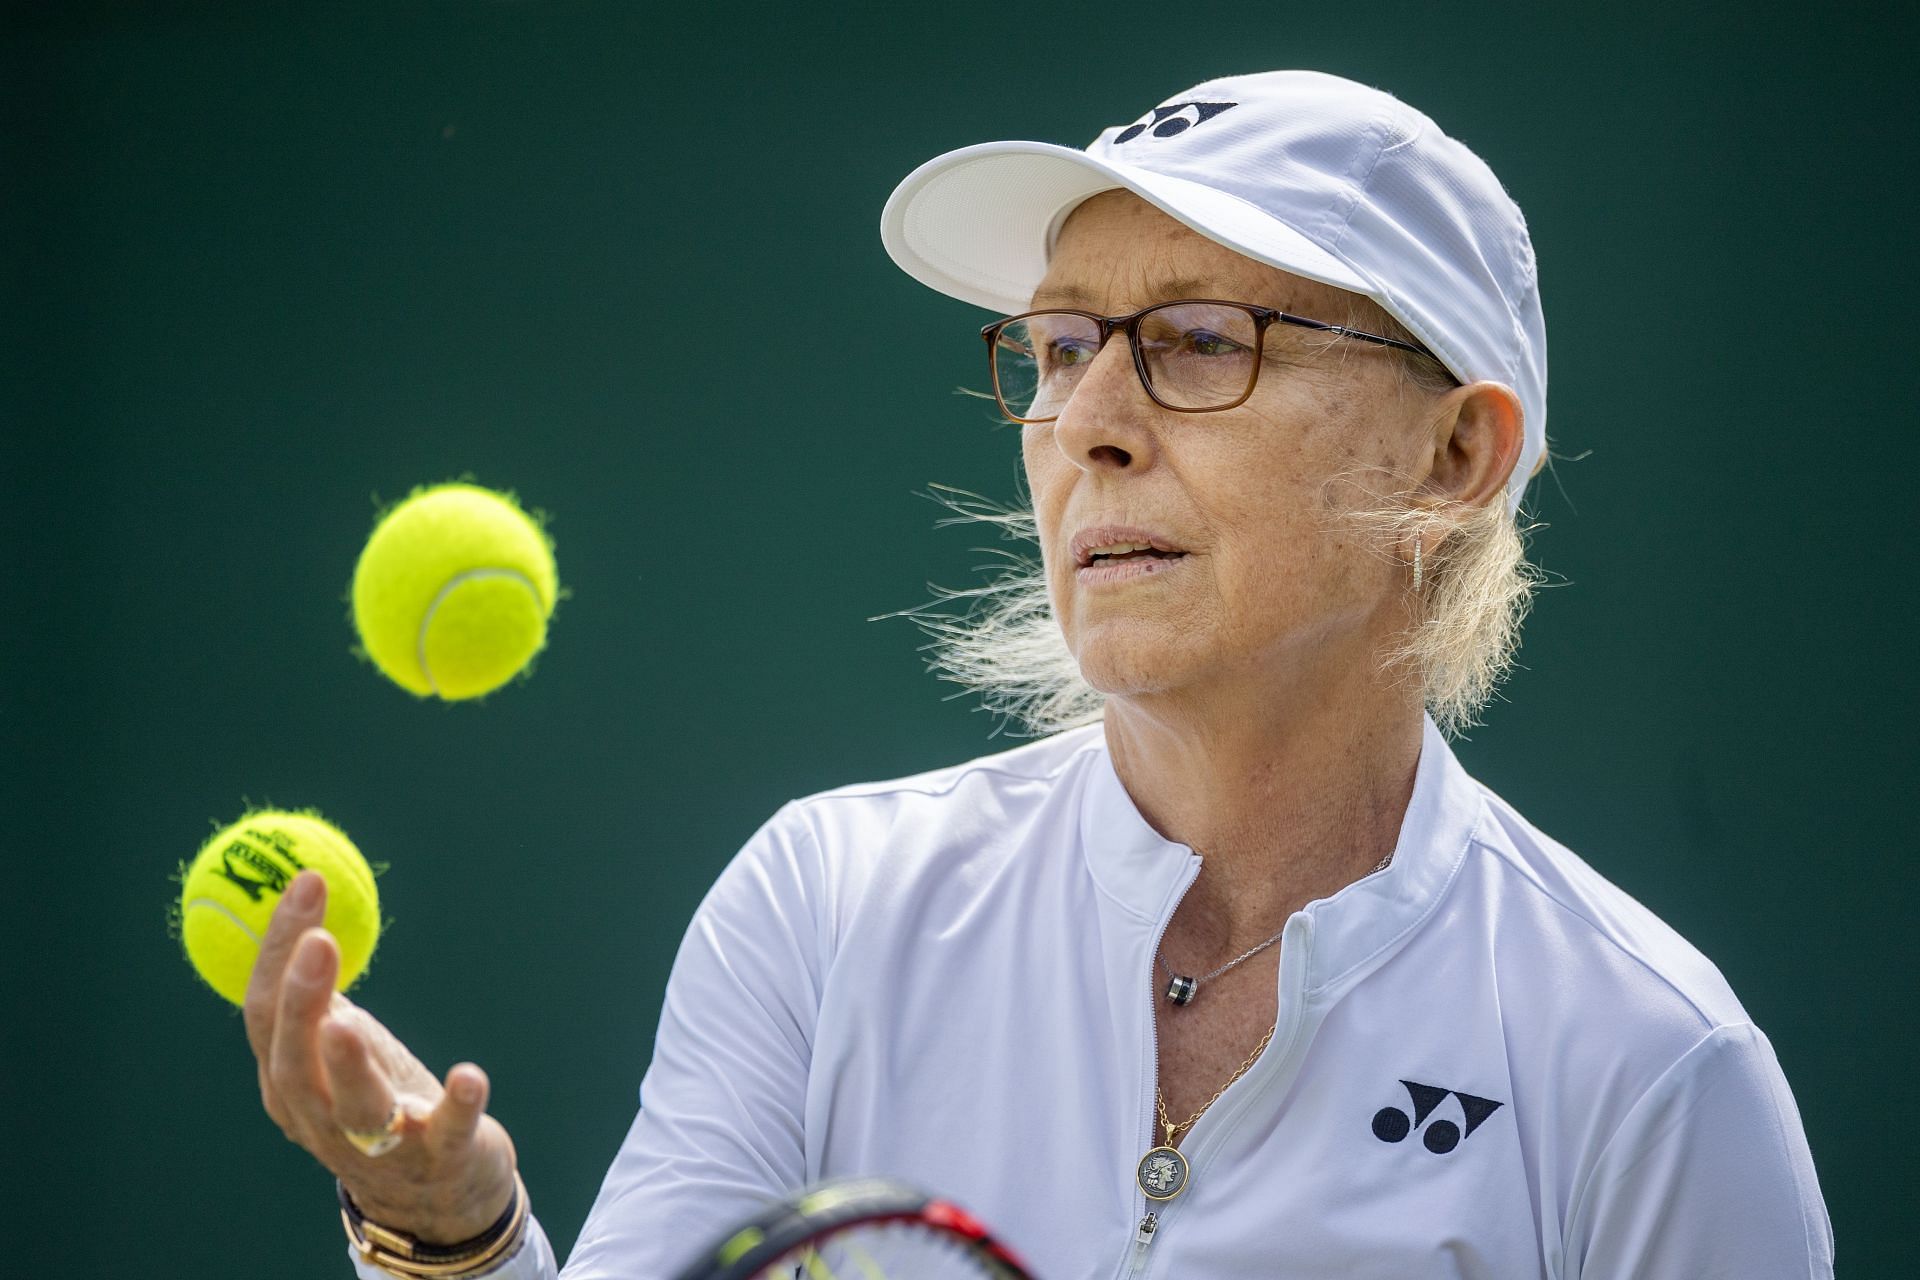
[{"x1": 769, "y1": 1220, "x2": 990, "y2": 1279}]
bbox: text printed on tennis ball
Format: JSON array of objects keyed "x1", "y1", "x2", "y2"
[{"x1": 177, "y1": 811, "x2": 381, "y2": 1006}]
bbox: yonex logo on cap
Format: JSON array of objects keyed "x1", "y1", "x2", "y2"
[
  {"x1": 1113, "y1": 100, "x2": 1237, "y2": 144},
  {"x1": 1371, "y1": 1079, "x2": 1504, "y2": 1154}
]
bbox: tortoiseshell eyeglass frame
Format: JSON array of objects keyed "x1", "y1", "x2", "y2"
[{"x1": 980, "y1": 298, "x2": 1452, "y2": 425}]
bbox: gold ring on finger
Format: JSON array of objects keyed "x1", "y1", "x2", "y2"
[{"x1": 341, "y1": 1103, "x2": 404, "y2": 1158}]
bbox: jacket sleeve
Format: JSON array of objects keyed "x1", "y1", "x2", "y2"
[
  {"x1": 1565, "y1": 1021, "x2": 1834, "y2": 1279},
  {"x1": 348, "y1": 805, "x2": 829, "y2": 1280},
  {"x1": 558, "y1": 803, "x2": 828, "y2": 1278}
]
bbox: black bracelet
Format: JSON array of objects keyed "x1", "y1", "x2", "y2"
[{"x1": 337, "y1": 1174, "x2": 524, "y2": 1265}]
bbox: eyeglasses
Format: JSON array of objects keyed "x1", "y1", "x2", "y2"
[{"x1": 979, "y1": 298, "x2": 1446, "y2": 424}]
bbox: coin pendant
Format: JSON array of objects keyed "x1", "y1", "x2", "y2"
[{"x1": 1136, "y1": 1145, "x2": 1190, "y2": 1201}]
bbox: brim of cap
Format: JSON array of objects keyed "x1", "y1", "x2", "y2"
[{"x1": 881, "y1": 140, "x2": 1379, "y2": 315}]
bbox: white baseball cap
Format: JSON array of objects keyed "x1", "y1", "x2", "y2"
[{"x1": 880, "y1": 70, "x2": 1547, "y2": 513}]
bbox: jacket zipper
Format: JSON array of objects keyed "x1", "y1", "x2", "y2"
[
  {"x1": 1118, "y1": 854, "x2": 1202, "y2": 1279},
  {"x1": 1120, "y1": 889, "x2": 1319, "y2": 1279}
]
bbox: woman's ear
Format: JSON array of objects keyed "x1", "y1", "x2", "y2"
[{"x1": 1421, "y1": 381, "x2": 1525, "y2": 510}]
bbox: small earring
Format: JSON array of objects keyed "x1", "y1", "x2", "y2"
[{"x1": 1411, "y1": 539, "x2": 1423, "y2": 594}]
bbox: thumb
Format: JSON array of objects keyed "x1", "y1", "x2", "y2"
[{"x1": 423, "y1": 1062, "x2": 490, "y2": 1160}]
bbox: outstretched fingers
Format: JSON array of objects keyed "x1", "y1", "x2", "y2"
[
  {"x1": 243, "y1": 870, "x2": 328, "y2": 1061},
  {"x1": 322, "y1": 1013, "x2": 403, "y2": 1151},
  {"x1": 233, "y1": 891, "x2": 518, "y2": 1245},
  {"x1": 267, "y1": 926, "x2": 342, "y2": 1127}
]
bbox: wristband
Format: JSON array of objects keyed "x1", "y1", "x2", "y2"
[{"x1": 339, "y1": 1171, "x2": 528, "y2": 1279}]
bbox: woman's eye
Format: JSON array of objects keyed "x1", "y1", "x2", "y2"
[
  {"x1": 1048, "y1": 339, "x2": 1096, "y2": 368},
  {"x1": 1185, "y1": 330, "x2": 1242, "y2": 357}
]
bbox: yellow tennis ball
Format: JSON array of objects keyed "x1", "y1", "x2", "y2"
[
  {"x1": 351, "y1": 483, "x2": 559, "y2": 701},
  {"x1": 176, "y1": 810, "x2": 382, "y2": 1006}
]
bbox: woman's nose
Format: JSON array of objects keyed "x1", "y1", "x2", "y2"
[{"x1": 1048, "y1": 340, "x2": 1159, "y2": 473}]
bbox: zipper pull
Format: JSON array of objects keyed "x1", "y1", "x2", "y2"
[{"x1": 1135, "y1": 1211, "x2": 1159, "y2": 1246}]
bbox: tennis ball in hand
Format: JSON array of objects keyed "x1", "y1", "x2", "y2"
[
  {"x1": 351, "y1": 483, "x2": 559, "y2": 700},
  {"x1": 177, "y1": 810, "x2": 382, "y2": 1006}
]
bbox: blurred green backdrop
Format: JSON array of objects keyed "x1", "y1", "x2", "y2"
[{"x1": 4, "y1": 1, "x2": 1913, "y2": 1273}]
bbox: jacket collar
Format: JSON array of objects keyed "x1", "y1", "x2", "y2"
[{"x1": 1076, "y1": 715, "x2": 1483, "y2": 991}]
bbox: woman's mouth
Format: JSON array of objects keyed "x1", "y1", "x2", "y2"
[{"x1": 1073, "y1": 530, "x2": 1190, "y2": 584}]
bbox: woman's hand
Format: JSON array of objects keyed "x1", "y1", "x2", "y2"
[{"x1": 244, "y1": 869, "x2": 519, "y2": 1244}]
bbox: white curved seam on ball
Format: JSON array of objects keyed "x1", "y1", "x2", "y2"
[
  {"x1": 414, "y1": 567, "x2": 543, "y2": 695},
  {"x1": 184, "y1": 898, "x2": 263, "y2": 946}
]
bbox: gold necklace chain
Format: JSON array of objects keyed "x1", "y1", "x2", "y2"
[{"x1": 1155, "y1": 1021, "x2": 1277, "y2": 1146}]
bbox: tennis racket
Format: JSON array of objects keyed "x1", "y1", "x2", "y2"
[{"x1": 670, "y1": 1177, "x2": 1035, "y2": 1280}]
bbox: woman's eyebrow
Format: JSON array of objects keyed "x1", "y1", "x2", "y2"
[{"x1": 1030, "y1": 277, "x2": 1223, "y2": 309}]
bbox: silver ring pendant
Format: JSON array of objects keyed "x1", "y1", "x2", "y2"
[
  {"x1": 1136, "y1": 1146, "x2": 1190, "y2": 1201},
  {"x1": 1166, "y1": 974, "x2": 1198, "y2": 1006}
]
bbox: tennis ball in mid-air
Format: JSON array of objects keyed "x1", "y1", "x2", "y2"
[
  {"x1": 176, "y1": 809, "x2": 382, "y2": 1006},
  {"x1": 351, "y1": 483, "x2": 559, "y2": 701}
]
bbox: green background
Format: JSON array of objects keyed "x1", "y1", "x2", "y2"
[{"x1": 4, "y1": 2, "x2": 1912, "y2": 1273}]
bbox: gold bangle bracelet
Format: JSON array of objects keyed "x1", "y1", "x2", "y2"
[{"x1": 339, "y1": 1171, "x2": 530, "y2": 1280}]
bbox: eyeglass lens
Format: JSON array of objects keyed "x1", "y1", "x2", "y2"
[{"x1": 992, "y1": 302, "x2": 1261, "y2": 420}]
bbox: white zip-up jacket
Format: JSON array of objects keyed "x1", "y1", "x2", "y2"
[{"x1": 354, "y1": 719, "x2": 1832, "y2": 1279}]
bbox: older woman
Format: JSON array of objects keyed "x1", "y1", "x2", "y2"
[{"x1": 249, "y1": 71, "x2": 1831, "y2": 1279}]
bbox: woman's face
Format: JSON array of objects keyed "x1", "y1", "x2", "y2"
[{"x1": 1022, "y1": 191, "x2": 1447, "y2": 706}]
